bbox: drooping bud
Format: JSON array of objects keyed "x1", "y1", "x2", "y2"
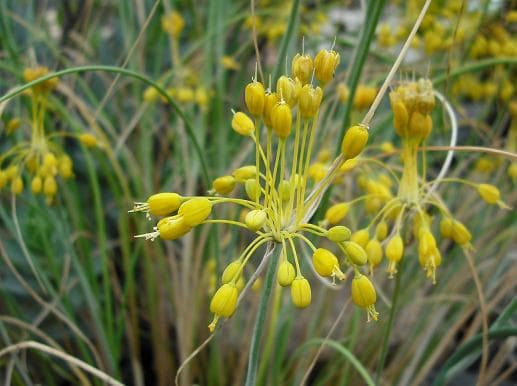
[
  {"x1": 231, "y1": 111, "x2": 255, "y2": 136},
  {"x1": 221, "y1": 261, "x2": 242, "y2": 283},
  {"x1": 291, "y1": 277, "x2": 312, "y2": 308},
  {"x1": 208, "y1": 283, "x2": 239, "y2": 331},
  {"x1": 245, "y1": 178, "x2": 261, "y2": 201},
  {"x1": 366, "y1": 239, "x2": 383, "y2": 270},
  {"x1": 277, "y1": 260, "x2": 296, "y2": 287},
  {"x1": 386, "y1": 234, "x2": 404, "y2": 277},
  {"x1": 341, "y1": 125, "x2": 369, "y2": 159},
  {"x1": 343, "y1": 241, "x2": 368, "y2": 266},
  {"x1": 351, "y1": 228, "x2": 370, "y2": 249},
  {"x1": 312, "y1": 248, "x2": 345, "y2": 280},
  {"x1": 451, "y1": 220, "x2": 471, "y2": 246},
  {"x1": 232, "y1": 165, "x2": 257, "y2": 182},
  {"x1": 351, "y1": 273, "x2": 379, "y2": 321}
]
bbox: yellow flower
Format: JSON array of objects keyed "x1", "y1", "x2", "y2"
[
  {"x1": 298, "y1": 84, "x2": 323, "y2": 118},
  {"x1": 221, "y1": 261, "x2": 242, "y2": 284},
  {"x1": 312, "y1": 248, "x2": 345, "y2": 280},
  {"x1": 366, "y1": 239, "x2": 383, "y2": 270},
  {"x1": 314, "y1": 49, "x2": 340, "y2": 84},
  {"x1": 212, "y1": 175, "x2": 237, "y2": 195},
  {"x1": 245, "y1": 80, "x2": 266, "y2": 116},
  {"x1": 326, "y1": 225, "x2": 351, "y2": 242},
  {"x1": 386, "y1": 234, "x2": 404, "y2": 277},
  {"x1": 232, "y1": 165, "x2": 257, "y2": 182},
  {"x1": 277, "y1": 260, "x2": 296, "y2": 287},
  {"x1": 353, "y1": 85, "x2": 376, "y2": 110},
  {"x1": 351, "y1": 229, "x2": 370, "y2": 248},
  {"x1": 221, "y1": 56, "x2": 241, "y2": 71},
  {"x1": 156, "y1": 216, "x2": 191, "y2": 240},
  {"x1": 245, "y1": 209, "x2": 267, "y2": 231},
  {"x1": 208, "y1": 283, "x2": 239, "y2": 331},
  {"x1": 351, "y1": 273, "x2": 378, "y2": 321},
  {"x1": 341, "y1": 125, "x2": 369, "y2": 159},
  {"x1": 271, "y1": 102, "x2": 292, "y2": 139},
  {"x1": 79, "y1": 133, "x2": 97, "y2": 148},
  {"x1": 291, "y1": 53, "x2": 313, "y2": 85},
  {"x1": 291, "y1": 277, "x2": 311, "y2": 308},
  {"x1": 161, "y1": 11, "x2": 185, "y2": 38},
  {"x1": 325, "y1": 202, "x2": 349, "y2": 225},
  {"x1": 343, "y1": 242, "x2": 368, "y2": 266},
  {"x1": 276, "y1": 76, "x2": 300, "y2": 107},
  {"x1": 178, "y1": 198, "x2": 212, "y2": 226},
  {"x1": 231, "y1": 111, "x2": 255, "y2": 136}
]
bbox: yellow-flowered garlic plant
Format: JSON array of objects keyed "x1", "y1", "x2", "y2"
[
  {"x1": 325, "y1": 78, "x2": 511, "y2": 284},
  {"x1": 131, "y1": 47, "x2": 382, "y2": 331},
  {"x1": 0, "y1": 66, "x2": 100, "y2": 204}
]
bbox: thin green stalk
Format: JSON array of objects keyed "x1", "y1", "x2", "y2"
[
  {"x1": 244, "y1": 245, "x2": 279, "y2": 386},
  {"x1": 0, "y1": 65, "x2": 211, "y2": 184},
  {"x1": 338, "y1": 0, "x2": 386, "y2": 144},
  {"x1": 375, "y1": 263, "x2": 403, "y2": 384},
  {"x1": 432, "y1": 57, "x2": 517, "y2": 85}
]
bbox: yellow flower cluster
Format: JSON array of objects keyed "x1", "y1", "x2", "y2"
[
  {"x1": 324, "y1": 78, "x2": 510, "y2": 284},
  {"x1": 132, "y1": 46, "x2": 381, "y2": 330},
  {"x1": 0, "y1": 66, "x2": 98, "y2": 204}
]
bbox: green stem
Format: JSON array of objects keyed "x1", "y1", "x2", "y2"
[
  {"x1": 245, "y1": 245, "x2": 279, "y2": 386},
  {"x1": 338, "y1": 0, "x2": 386, "y2": 145},
  {"x1": 0, "y1": 65, "x2": 211, "y2": 184},
  {"x1": 433, "y1": 57, "x2": 517, "y2": 85},
  {"x1": 375, "y1": 261, "x2": 403, "y2": 384},
  {"x1": 272, "y1": 0, "x2": 300, "y2": 83}
]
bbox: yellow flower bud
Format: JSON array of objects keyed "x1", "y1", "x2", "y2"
[
  {"x1": 212, "y1": 175, "x2": 236, "y2": 195},
  {"x1": 245, "y1": 178, "x2": 261, "y2": 201},
  {"x1": 278, "y1": 260, "x2": 296, "y2": 287},
  {"x1": 366, "y1": 239, "x2": 383, "y2": 269},
  {"x1": 440, "y1": 217, "x2": 454, "y2": 239},
  {"x1": 339, "y1": 158, "x2": 358, "y2": 173},
  {"x1": 148, "y1": 192, "x2": 183, "y2": 216},
  {"x1": 221, "y1": 261, "x2": 242, "y2": 283},
  {"x1": 178, "y1": 197, "x2": 212, "y2": 226},
  {"x1": 351, "y1": 273, "x2": 379, "y2": 321},
  {"x1": 143, "y1": 86, "x2": 160, "y2": 103},
  {"x1": 161, "y1": 11, "x2": 185, "y2": 38},
  {"x1": 31, "y1": 176, "x2": 42, "y2": 194},
  {"x1": 391, "y1": 99, "x2": 409, "y2": 135},
  {"x1": 351, "y1": 229, "x2": 369, "y2": 248},
  {"x1": 325, "y1": 202, "x2": 349, "y2": 225},
  {"x1": 326, "y1": 225, "x2": 351, "y2": 242},
  {"x1": 451, "y1": 220, "x2": 471, "y2": 246},
  {"x1": 157, "y1": 215, "x2": 191, "y2": 240},
  {"x1": 245, "y1": 80, "x2": 266, "y2": 116},
  {"x1": 341, "y1": 125, "x2": 369, "y2": 159},
  {"x1": 477, "y1": 184, "x2": 500, "y2": 205},
  {"x1": 278, "y1": 179, "x2": 291, "y2": 201},
  {"x1": 353, "y1": 85, "x2": 376, "y2": 110},
  {"x1": 209, "y1": 283, "x2": 239, "y2": 331},
  {"x1": 58, "y1": 156, "x2": 73, "y2": 179},
  {"x1": 408, "y1": 111, "x2": 432, "y2": 139},
  {"x1": 271, "y1": 102, "x2": 292, "y2": 139},
  {"x1": 375, "y1": 221, "x2": 388, "y2": 241},
  {"x1": 418, "y1": 229, "x2": 441, "y2": 284},
  {"x1": 337, "y1": 83, "x2": 349, "y2": 102},
  {"x1": 231, "y1": 111, "x2": 255, "y2": 136},
  {"x1": 386, "y1": 234, "x2": 404, "y2": 277},
  {"x1": 262, "y1": 92, "x2": 279, "y2": 129},
  {"x1": 236, "y1": 276, "x2": 245, "y2": 291},
  {"x1": 308, "y1": 162, "x2": 327, "y2": 182},
  {"x1": 314, "y1": 49, "x2": 340, "y2": 84},
  {"x1": 276, "y1": 76, "x2": 299, "y2": 107},
  {"x1": 79, "y1": 133, "x2": 97, "y2": 147},
  {"x1": 43, "y1": 176, "x2": 57, "y2": 197},
  {"x1": 232, "y1": 165, "x2": 257, "y2": 182},
  {"x1": 343, "y1": 241, "x2": 367, "y2": 266},
  {"x1": 298, "y1": 84, "x2": 323, "y2": 118},
  {"x1": 245, "y1": 209, "x2": 267, "y2": 231},
  {"x1": 291, "y1": 277, "x2": 311, "y2": 308},
  {"x1": 11, "y1": 176, "x2": 23, "y2": 194},
  {"x1": 292, "y1": 53, "x2": 313, "y2": 85},
  {"x1": 251, "y1": 278, "x2": 262, "y2": 292},
  {"x1": 312, "y1": 248, "x2": 345, "y2": 280}
]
